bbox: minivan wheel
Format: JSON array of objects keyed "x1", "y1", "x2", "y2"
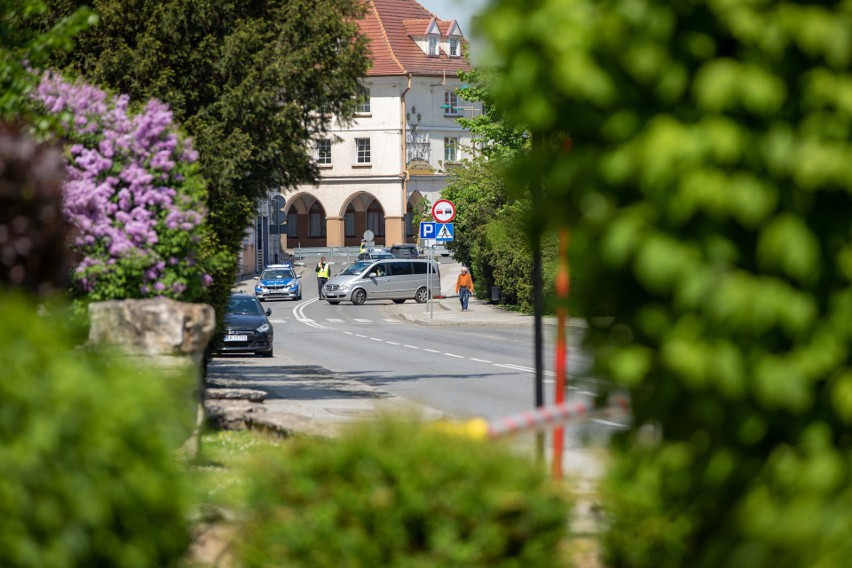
[
  {"x1": 352, "y1": 289, "x2": 367, "y2": 305},
  {"x1": 414, "y1": 287, "x2": 428, "y2": 304},
  {"x1": 392, "y1": 299, "x2": 406, "y2": 304}
]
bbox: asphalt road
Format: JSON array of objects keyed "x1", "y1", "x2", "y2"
[{"x1": 226, "y1": 254, "x2": 626, "y2": 451}]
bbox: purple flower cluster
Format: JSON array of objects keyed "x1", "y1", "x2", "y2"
[{"x1": 33, "y1": 72, "x2": 211, "y2": 301}]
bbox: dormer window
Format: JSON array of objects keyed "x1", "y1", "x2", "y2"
[
  {"x1": 449, "y1": 37, "x2": 460, "y2": 57},
  {"x1": 428, "y1": 35, "x2": 439, "y2": 57}
]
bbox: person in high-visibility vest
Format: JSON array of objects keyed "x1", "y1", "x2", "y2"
[
  {"x1": 360, "y1": 240, "x2": 368, "y2": 254},
  {"x1": 315, "y1": 256, "x2": 330, "y2": 299}
]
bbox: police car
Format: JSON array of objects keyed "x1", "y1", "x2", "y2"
[{"x1": 254, "y1": 263, "x2": 302, "y2": 301}]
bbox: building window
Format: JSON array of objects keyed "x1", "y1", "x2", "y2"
[
  {"x1": 309, "y1": 202, "x2": 326, "y2": 238},
  {"x1": 344, "y1": 204, "x2": 356, "y2": 237},
  {"x1": 428, "y1": 35, "x2": 438, "y2": 56},
  {"x1": 355, "y1": 138, "x2": 371, "y2": 164},
  {"x1": 449, "y1": 37, "x2": 460, "y2": 57},
  {"x1": 444, "y1": 91, "x2": 460, "y2": 115},
  {"x1": 286, "y1": 210, "x2": 298, "y2": 238},
  {"x1": 356, "y1": 84, "x2": 371, "y2": 114},
  {"x1": 444, "y1": 137, "x2": 459, "y2": 163},
  {"x1": 316, "y1": 139, "x2": 331, "y2": 165},
  {"x1": 367, "y1": 199, "x2": 385, "y2": 237}
]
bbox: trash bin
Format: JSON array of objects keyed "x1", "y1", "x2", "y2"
[{"x1": 491, "y1": 286, "x2": 502, "y2": 303}]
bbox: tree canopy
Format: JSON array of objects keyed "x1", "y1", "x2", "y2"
[{"x1": 39, "y1": 0, "x2": 371, "y2": 314}]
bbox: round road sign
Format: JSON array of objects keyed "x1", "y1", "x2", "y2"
[{"x1": 431, "y1": 199, "x2": 456, "y2": 223}]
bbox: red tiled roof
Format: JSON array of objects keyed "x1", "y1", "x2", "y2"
[{"x1": 361, "y1": 0, "x2": 472, "y2": 77}]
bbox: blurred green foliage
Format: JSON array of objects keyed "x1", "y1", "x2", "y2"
[
  {"x1": 232, "y1": 419, "x2": 571, "y2": 567},
  {"x1": 0, "y1": 294, "x2": 195, "y2": 568},
  {"x1": 478, "y1": 0, "x2": 852, "y2": 565},
  {"x1": 0, "y1": 0, "x2": 95, "y2": 120}
]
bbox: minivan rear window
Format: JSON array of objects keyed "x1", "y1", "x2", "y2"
[{"x1": 412, "y1": 261, "x2": 438, "y2": 275}]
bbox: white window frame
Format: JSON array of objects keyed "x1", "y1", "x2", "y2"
[
  {"x1": 356, "y1": 84, "x2": 371, "y2": 114},
  {"x1": 316, "y1": 139, "x2": 331, "y2": 165},
  {"x1": 444, "y1": 91, "x2": 461, "y2": 116},
  {"x1": 449, "y1": 37, "x2": 460, "y2": 57},
  {"x1": 428, "y1": 35, "x2": 439, "y2": 57},
  {"x1": 444, "y1": 137, "x2": 459, "y2": 163},
  {"x1": 355, "y1": 138, "x2": 371, "y2": 164}
]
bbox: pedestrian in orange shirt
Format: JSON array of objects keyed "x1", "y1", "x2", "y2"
[{"x1": 455, "y1": 266, "x2": 474, "y2": 311}]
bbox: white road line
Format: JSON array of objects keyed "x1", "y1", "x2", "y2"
[
  {"x1": 355, "y1": 334, "x2": 368, "y2": 338},
  {"x1": 293, "y1": 298, "x2": 329, "y2": 329},
  {"x1": 344, "y1": 331, "x2": 353, "y2": 335},
  {"x1": 354, "y1": 318, "x2": 372, "y2": 323},
  {"x1": 386, "y1": 341, "x2": 400, "y2": 345},
  {"x1": 383, "y1": 319, "x2": 401, "y2": 323},
  {"x1": 268, "y1": 319, "x2": 286, "y2": 324},
  {"x1": 470, "y1": 358, "x2": 492, "y2": 363},
  {"x1": 404, "y1": 344, "x2": 419, "y2": 349},
  {"x1": 423, "y1": 348, "x2": 440, "y2": 353},
  {"x1": 370, "y1": 337, "x2": 384, "y2": 342},
  {"x1": 326, "y1": 318, "x2": 344, "y2": 323},
  {"x1": 495, "y1": 363, "x2": 534, "y2": 373},
  {"x1": 444, "y1": 353, "x2": 464, "y2": 358}
]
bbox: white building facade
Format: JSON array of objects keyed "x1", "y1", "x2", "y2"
[{"x1": 251, "y1": 0, "x2": 477, "y2": 267}]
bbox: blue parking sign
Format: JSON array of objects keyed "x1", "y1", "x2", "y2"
[{"x1": 419, "y1": 222, "x2": 437, "y2": 239}]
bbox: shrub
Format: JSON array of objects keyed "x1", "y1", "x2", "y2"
[
  {"x1": 0, "y1": 294, "x2": 194, "y2": 568},
  {"x1": 31, "y1": 71, "x2": 212, "y2": 304},
  {"x1": 233, "y1": 419, "x2": 571, "y2": 567},
  {"x1": 481, "y1": 0, "x2": 852, "y2": 565}
]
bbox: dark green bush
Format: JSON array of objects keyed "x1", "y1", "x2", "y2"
[
  {"x1": 0, "y1": 294, "x2": 194, "y2": 568},
  {"x1": 234, "y1": 419, "x2": 571, "y2": 567}
]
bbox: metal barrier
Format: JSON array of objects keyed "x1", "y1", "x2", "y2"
[{"x1": 429, "y1": 396, "x2": 629, "y2": 440}]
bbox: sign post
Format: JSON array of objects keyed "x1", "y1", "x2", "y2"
[{"x1": 427, "y1": 200, "x2": 456, "y2": 318}]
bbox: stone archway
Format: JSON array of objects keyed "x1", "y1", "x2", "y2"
[
  {"x1": 281, "y1": 193, "x2": 327, "y2": 250},
  {"x1": 406, "y1": 191, "x2": 428, "y2": 244},
  {"x1": 339, "y1": 192, "x2": 387, "y2": 247}
]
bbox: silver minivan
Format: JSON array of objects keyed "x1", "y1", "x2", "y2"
[{"x1": 323, "y1": 259, "x2": 440, "y2": 305}]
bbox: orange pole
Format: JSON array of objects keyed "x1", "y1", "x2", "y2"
[{"x1": 552, "y1": 228, "x2": 570, "y2": 479}]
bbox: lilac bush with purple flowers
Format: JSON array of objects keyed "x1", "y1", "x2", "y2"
[{"x1": 33, "y1": 71, "x2": 211, "y2": 303}]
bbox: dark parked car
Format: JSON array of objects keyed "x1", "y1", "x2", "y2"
[
  {"x1": 215, "y1": 293, "x2": 274, "y2": 357},
  {"x1": 388, "y1": 243, "x2": 422, "y2": 259}
]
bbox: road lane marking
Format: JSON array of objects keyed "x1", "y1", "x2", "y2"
[
  {"x1": 471, "y1": 358, "x2": 492, "y2": 363},
  {"x1": 494, "y1": 363, "x2": 533, "y2": 373},
  {"x1": 293, "y1": 298, "x2": 329, "y2": 329},
  {"x1": 370, "y1": 337, "x2": 383, "y2": 342},
  {"x1": 269, "y1": 319, "x2": 286, "y2": 324},
  {"x1": 423, "y1": 348, "x2": 440, "y2": 353},
  {"x1": 444, "y1": 353, "x2": 464, "y2": 358},
  {"x1": 404, "y1": 344, "x2": 419, "y2": 349},
  {"x1": 354, "y1": 318, "x2": 372, "y2": 323},
  {"x1": 386, "y1": 341, "x2": 400, "y2": 345},
  {"x1": 326, "y1": 318, "x2": 344, "y2": 323},
  {"x1": 355, "y1": 334, "x2": 368, "y2": 338}
]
